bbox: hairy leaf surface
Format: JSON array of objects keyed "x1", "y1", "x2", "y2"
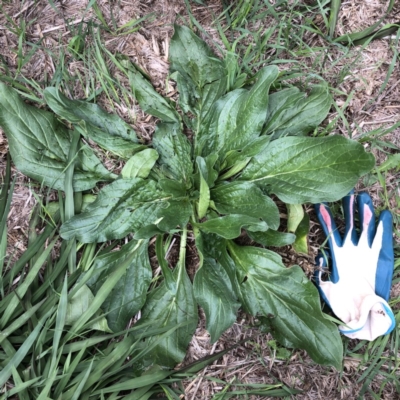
[
  {"x1": 60, "y1": 178, "x2": 191, "y2": 242},
  {"x1": 240, "y1": 136, "x2": 375, "y2": 203},
  {"x1": 44, "y1": 87, "x2": 143, "y2": 159},
  {"x1": 0, "y1": 83, "x2": 115, "y2": 190},
  {"x1": 86, "y1": 240, "x2": 151, "y2": 332},
  {"x1": 228, "y1": 243, "x2": 343, "y2": 369}
]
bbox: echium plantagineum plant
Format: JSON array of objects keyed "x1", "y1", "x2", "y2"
[{"x1": 0, "y1": 25, "x2": 374, "y2": 369}]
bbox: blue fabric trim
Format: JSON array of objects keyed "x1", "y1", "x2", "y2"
[
  {"x1": 375, "y1": 211, "x2": 394, "y2": 301},
  {"x1": 339, "y1": 325, "x2": 363, "y2": 334},
  {"x1": 382, "y1": 303, "x2": 396, "y2": 335},
  {"x1": 339, "y1": 303, "x2": 396, "y2": 336}
]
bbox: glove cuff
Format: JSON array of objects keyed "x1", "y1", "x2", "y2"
[{"x1": 339, "y1": 295, "x2": 396, "y2": 341}]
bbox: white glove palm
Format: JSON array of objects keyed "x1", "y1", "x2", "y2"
[{"x1": 315, "y1": 192, "x2": 395, "y2": 341}]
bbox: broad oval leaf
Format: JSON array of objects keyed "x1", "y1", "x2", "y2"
[
  {"x1": 240, "y1": 136, "x2": 375, "y2": 203},
  {"x1": 60, "y1": 178, "x2": 191, "y2": 242},
  {"x1": 193, "y1": 257, "x2": 240, "y2": 343},
  {"x1": 211, "y1": 181, "x2": 280, "y2": 230},
  {"x1": 202, "y1": 66, "x2": 279, "y2": 157},
  {"x1": 44, "y1": 87, "x2": 144, "y2": 159},
  {"x1": 0, "y1": 83, "x2": 116, "y2": 190},
  {"x1": 86, "y1": 239, "x2": 152, "y2": 332},
  {"x1": 201, "y1": 89, "x2": 245, "y2": 156},
  {"x1": 222, "y1": 65, "x2": 279, "y2": 152},
  {"x1": 139, "y1": 266, "x2": 198, "y2": 367},
  {"x1": 195, "y1": 214, "x2": 269, "y2": 239},
  {"x1": 169, "y1": 25, "x2": 227, "y2": 144},
  {"x1": 170, "y1": 24, "x2": 225, "y2": 88},
  {"x1": 228, "y1": 243, "x2": 343, "y2": 369},
  {"x1": 152, "y1": 123, "x2": 193, "y2": 185},
  {"x1": 129, "y1": 68, "x2": 180, "y2": 123},
  {"x1": 121, "y1": 149, "x2": 159, "y2": 179},
  {"x1": 263, "y1": 85, "x2": 332, "y2": 139}
]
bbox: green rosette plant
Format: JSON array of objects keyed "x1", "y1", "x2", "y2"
[{"x1": 0, "y1": 24, "x2": 375, "y2": 370}]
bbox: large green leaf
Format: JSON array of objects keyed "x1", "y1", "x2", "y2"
[
  {"x1": 263, "y1": 85, "x2": 332, "y2": 138},
  {"x1": 171, "y1": 71, "x2": 199, "y2": 115},
  {"x1": 139, "y1": 265, "x2": 198, "y2": 367},
  {"x1": 169, "y1": 24, "x2": 225, "y2": 88},
  {"x1": 152, "y1": 123, "x2": 193, "y2": 186},
  {"x1": 193, "y1": 257, "x2": 240, "y2": 343},
  {"x1": 240, "y1": 136, "x2": 375, "y2": 203},
  {"x1": 201, "y1": 66, "x2": 278, "y2": 157},
  {"x1": 129, "y1": 68, "x2": 179, "y2": 123},
  {"x1": 200, "y1": 89, "x2": 245, "y2": 156},
  {"x1": 211, "y1": 181, "x2": 280, "y2": 230},
  {"x1": 227, "y1": 243, "x2": 343, "y2": 369},
  {"x1": 169, "y1": 24, "x2": 228, "y2": 140},
  {"x1": 195, "y1": 214, "x2": 268, "y2": 239},
  {"x1": 0, "y1": 83, "x2": 116, "y2": 190},
  {"x1": 222, "y1": 66, "x2": 279, "y2": 152},
  {"x1": 44, "y1": 87, "x2": 144, "y2": 159},
  {"x1": 60, "y1": 178, "x2": 191, "y2": 242},
  {"x1": 86, "y1": 239, "x2": 152, "y2": 332},
  {"x1": 196, "y1": 232, "x2": 241, "y2": 299}
]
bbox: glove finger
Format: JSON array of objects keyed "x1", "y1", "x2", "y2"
[
  {"x1": 374, "y1": 210, "x2": 394, "y2": 301},
  {"x1": 357, "y1": 192, "x2": 376, "y2": 247},
  {"x1": 314, "y1": 251, "x2": 334, "y2": 307},
  {"x1": 315, "y1": 250, "x2": 339, "y2": 284},
  {"x1": 342, "y1": 190, "x2": 358, "y2": 245},
  {"x1": 315, "y1": 203, "x2": 342, "y2": 248}
]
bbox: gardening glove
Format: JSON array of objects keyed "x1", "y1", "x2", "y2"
[{"x1": 315, "y1": 191, "x2": 395, "y2": 341}]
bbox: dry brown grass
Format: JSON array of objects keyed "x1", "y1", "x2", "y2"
[{"x1": 1, "y1": 1, "x2": 400, "y2": 399}]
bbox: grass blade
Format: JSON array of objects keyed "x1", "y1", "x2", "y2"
[
  {"x1": 0, "y1": 237, "x2": 58, "y2": 327},
  {"x1": 0, "y1": 309, "x2": 51, "y2": 387},
  {"x1": 335, "y1": 0, "x2": 395, "y2": 44},
  {"x1": 329, "y1": 0, "x2": 341, "y2": 38}
]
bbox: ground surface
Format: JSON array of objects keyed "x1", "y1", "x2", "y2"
[{"x1": 1, "y1": 1, "x2": 400, "y2": 399}]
